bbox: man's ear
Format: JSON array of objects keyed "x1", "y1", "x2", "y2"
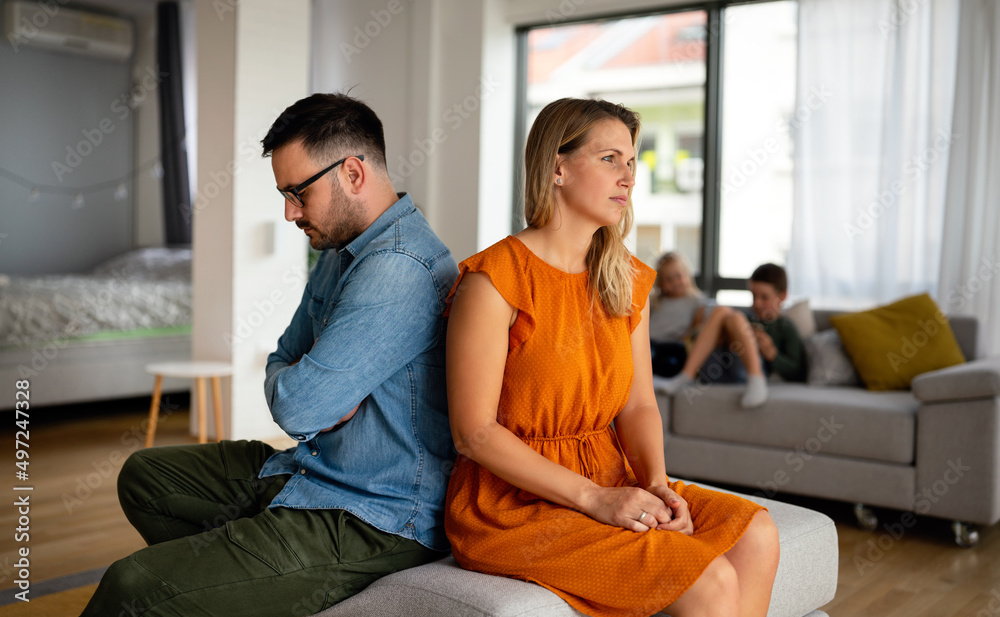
[{"x1": 342, "y1": 156, "x2": 366, "y2": 195}]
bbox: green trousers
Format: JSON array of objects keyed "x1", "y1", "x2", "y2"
[{"x1": 81, "y1": 440, "x2": 445, "y2": 617}]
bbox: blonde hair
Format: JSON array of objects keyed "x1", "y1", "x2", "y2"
[
  {"x1": 652, "y1": 251, "x2": 703, "y2": 308},
  {"x1": 523, "y1": 98, "x2": 640, "y2": 317}
]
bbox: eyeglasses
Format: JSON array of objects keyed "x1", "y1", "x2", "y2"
[{"x1": 277, "y1": 154, "x2": 364, "y2": 207}]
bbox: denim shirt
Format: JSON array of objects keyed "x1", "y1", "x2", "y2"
[{"x1": 260, "y1": 193, "x2": 459, "y2": 551}]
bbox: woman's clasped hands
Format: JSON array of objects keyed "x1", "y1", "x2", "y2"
[{"x1": 580, "y1": 484, "x2": 694, "y2": 535}]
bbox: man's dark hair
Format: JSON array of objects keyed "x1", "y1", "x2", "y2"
[
  {"x1": 750, "y1": 263, "x2": 788, "y2": 294},
  {"x1": 261, "y1": 93, "x2": 387, "y2": 171}
]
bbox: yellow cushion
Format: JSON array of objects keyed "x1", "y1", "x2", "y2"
[{"x1": 830, "y1": 293, "x2": 966, "y2": 391}]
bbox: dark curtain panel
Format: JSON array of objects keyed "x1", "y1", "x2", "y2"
[{"x1": 157, "y1": 1, "x2": 192, "y2": 245}]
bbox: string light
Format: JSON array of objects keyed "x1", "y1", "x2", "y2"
[{"x1": 0, "y1": 158, "x2": 161, "y2": 208}]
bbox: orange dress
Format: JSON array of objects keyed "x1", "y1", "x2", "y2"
[{"x1": 444, "y1": 236, "x2": 763, "y2": 617}]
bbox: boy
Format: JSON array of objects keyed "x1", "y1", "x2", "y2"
[{"x1": 748, "y1": 263, "x2": 807, "y2": 382}]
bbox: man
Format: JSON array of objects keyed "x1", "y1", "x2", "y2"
[{"x1": 81, "y1": 93, "x2": 459, "y2": 616}]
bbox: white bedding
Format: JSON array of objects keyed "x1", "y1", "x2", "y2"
[{"x1": 0, "y1": 247, "x2": 192, "y2": 348}]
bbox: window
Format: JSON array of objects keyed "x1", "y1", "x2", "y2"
[
  {"x1": 524, "y1": 10, "x2": 707, "y2": 270},
  {"x1": 718, "y1": 2, "x2": 797, "y2": 280},
  {"x1": 518, "y1": 1, "x2": 797, "y2": 300}
]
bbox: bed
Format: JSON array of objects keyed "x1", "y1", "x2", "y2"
[{"x1": 1, "y1": 247, "x2": 193, "y2": 410}]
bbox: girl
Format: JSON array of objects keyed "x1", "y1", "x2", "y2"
[{"x1": 650, "y1": 251, "x2": 770, "y2": 408}]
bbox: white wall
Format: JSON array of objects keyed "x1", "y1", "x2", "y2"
[
  {"x1": 132, "y1": 8, "x2": 163, "y2": 247},
  {"x1": 311, "y1": 0, "x2": 415, "y2": 199},
  {"x1": 231, "y1": 0, "x2": 312, "y2": 438},
  {"x1": 193, "y1": 0, "x2": 310, "y2": 440},
  {"x1": 192, "y1": 0, "x2": 235, "y2": 436},
  {"x1": 312, "y1": 0, "x2": 492, "y2": 262},
  {"x1": 0, "y1": 22, "x2": 133, "y2": 274},
  {"x1": 504, "y1": 0, "x2": 691, "y2": 23}
]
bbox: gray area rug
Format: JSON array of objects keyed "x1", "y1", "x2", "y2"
[{"x1": 0, "y1": 566, "x2": 107, "y2": 606}]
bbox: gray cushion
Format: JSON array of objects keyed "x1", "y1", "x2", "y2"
[
  {"x1": 663, "y1": 437, "x2": 917, "y2": 512},
  {"x1": 314, "y1": 484, "x2": 837, "y2": 617},
  {"x1": 315, "y1": 555, "x2": 589, "y2": 617},
  {"x1": 784, "y1": 300, "x2": 817, "y2": 339},
  {"x1": 741, "y1": 490, "x2": 838, "y2": 617},
  {"x1": 804, "y1": 330, "x2": 861, "y2": 387},
  {"x1": 672, "y1": 383, "x2": 918, "y2": 464}
]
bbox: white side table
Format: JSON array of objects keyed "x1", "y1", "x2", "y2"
[{"x1": 145, "y1": 361, "x2": 233, "y2": 447}]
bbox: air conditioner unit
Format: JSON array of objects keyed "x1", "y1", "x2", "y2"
[{"x1": 3, "y1": 0, "x2": 134, "y2": 62}]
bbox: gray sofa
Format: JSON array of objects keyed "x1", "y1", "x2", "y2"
[
  {"x1": 659, "y1": 310, "x2": 1000, "y2": 547},
  {"x1": 315, "y1": 482, "x2": 837, "y2": 617}
]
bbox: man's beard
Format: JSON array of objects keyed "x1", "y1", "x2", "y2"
[{"x1": 301, "y1": 186, "x2": 366, "y2": 251}]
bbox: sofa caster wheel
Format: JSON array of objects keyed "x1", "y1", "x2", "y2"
[
  {"x1": 951, "y1": 521, "x2": 979, "y2": 548},
  {"x1": 854, "y1": 504, "x2": 878, "y2": 531}
]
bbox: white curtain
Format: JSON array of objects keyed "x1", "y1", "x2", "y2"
[
  {"x1": 789, "y1": 0, "x2": 959, "y2": 309},
  {"x1": 937, "y1": 0, "x2": 1000, "y2": 357}
]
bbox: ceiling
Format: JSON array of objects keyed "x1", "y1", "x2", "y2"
[{"x1": 70, "y1": 0, "x2": 160, "y2": 18}]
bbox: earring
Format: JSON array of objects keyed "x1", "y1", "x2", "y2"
[{"x1": 556, "y1": 178, "x2": 562, "y2": 185}]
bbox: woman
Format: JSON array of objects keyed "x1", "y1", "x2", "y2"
[{"x1": 444, "y1": 98, "x2": 779, "y2": 617}]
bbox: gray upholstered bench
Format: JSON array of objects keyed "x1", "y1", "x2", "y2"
[{"x1": 314, "y1": 484, "x2": 838, "y2": 617}]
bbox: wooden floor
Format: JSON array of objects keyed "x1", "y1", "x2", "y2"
[
  {"x1": 2, "y1": 398, "x2": 999, "y2": 616},
  {"x1": 771, "y1": 494, "x2": 1000, "y2": 616},
  {"x1": 1, "y1": 394, "x2": 199, "y2": 591}
]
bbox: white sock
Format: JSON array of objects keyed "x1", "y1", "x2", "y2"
[
  {"x1": 656, "y1": 373, "x2": 694, "y2": 395},
  {"x1": 741, "y1": 375, "x2": 769, "y2": 408}
]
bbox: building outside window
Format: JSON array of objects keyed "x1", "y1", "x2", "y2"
[{"x1": 521, "y1": 2, "x2": 797, "y2": 305}]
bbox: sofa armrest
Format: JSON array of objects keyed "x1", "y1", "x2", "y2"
[
  {"x1": 916, "y1": 380, "x2": 1000, "y2": 526},
  {"x1": 912, "y1": 356, "x2": 1000, "y2": 403}
]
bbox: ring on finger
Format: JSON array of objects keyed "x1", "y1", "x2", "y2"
[{"x1": 638, "y1": 511, "x2": 647, "y2": 522}]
